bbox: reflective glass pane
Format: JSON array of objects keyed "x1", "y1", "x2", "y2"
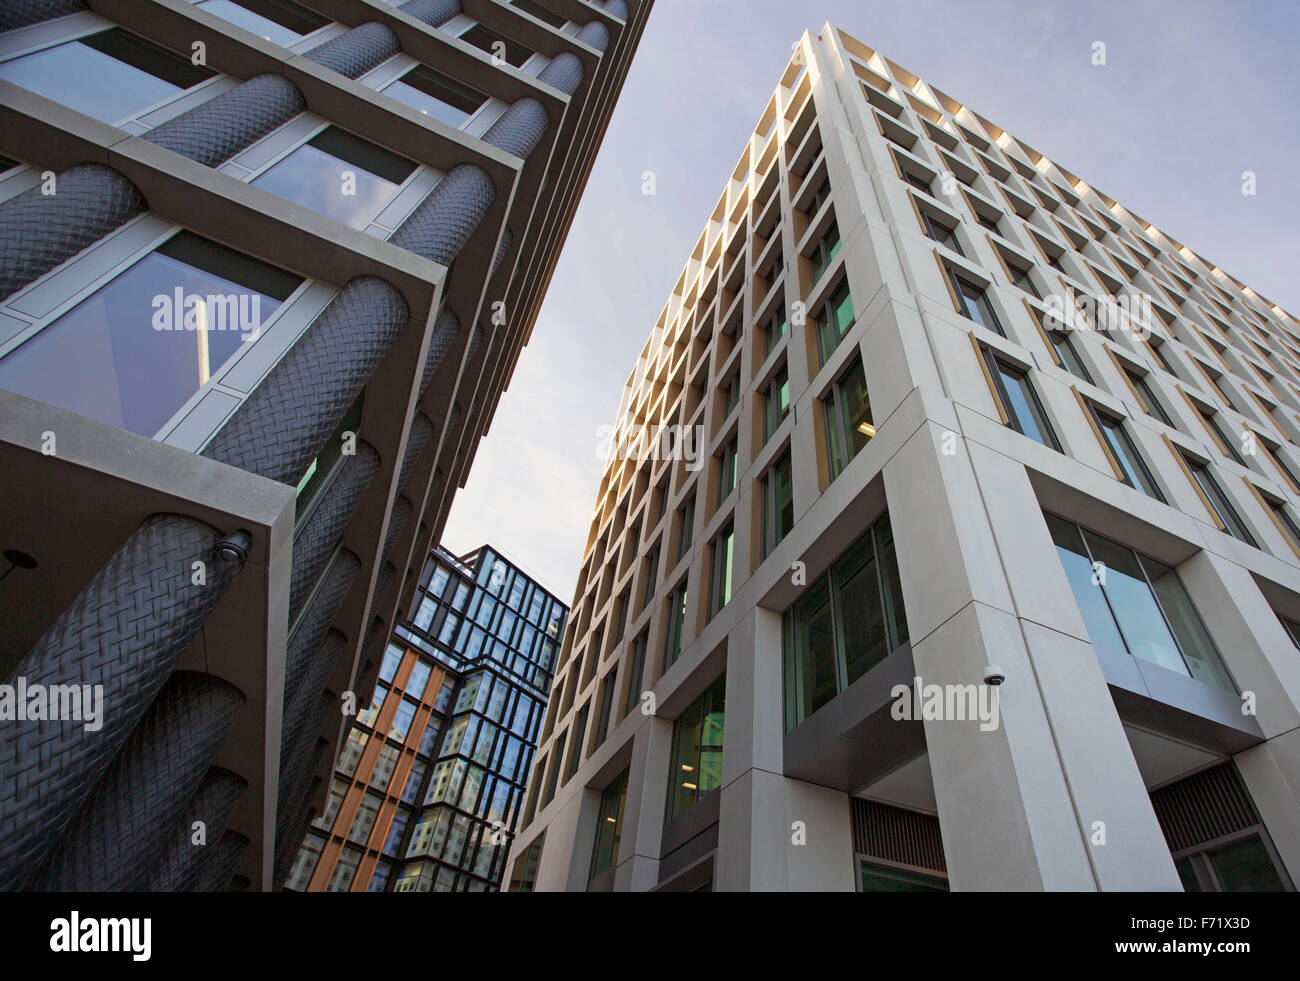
[
  {"x1": 1045, "y1": 514, "x2": 1127, "y2": 655},
  {"x1": 1082, "y1": 530, "x2": 1184, "y2": 674}
]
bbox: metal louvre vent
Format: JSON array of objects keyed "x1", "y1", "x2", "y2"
[
  {"x1": 851, "y1": 798, "x2": 946, "y2": 873},
  {"x1": 1150, "y1": 762, "x2": 1259, "y2": 853}
]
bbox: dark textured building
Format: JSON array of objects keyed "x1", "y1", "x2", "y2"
[
  {"x1": 0, "y1": 0, "x2": 648, "y2": 891},
  {"x1": 286, "y1": 542, "x2": 566, "y2": 891}
]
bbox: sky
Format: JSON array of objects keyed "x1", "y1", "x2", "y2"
[{"x1": 442, "y1": 0, "x2": 1300, "y2": 601}]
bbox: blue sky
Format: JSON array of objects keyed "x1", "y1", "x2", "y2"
[{"x1": 443, "y1": 0, "x2": 1300, "y2": 600}]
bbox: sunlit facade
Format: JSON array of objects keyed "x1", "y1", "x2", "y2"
[{"x1": 507, "y1": 24, "x2": 1300, "y2": 892}]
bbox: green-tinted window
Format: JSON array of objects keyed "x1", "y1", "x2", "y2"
[
  {"x1": 816, "y1": 281, "x2": 855, "y2": 364},
  {"x1": 589, "y1": 769, "x2": 628, "y2": 880},
  {"x1": 762, "y1": 448, "x2": 794, "y2": 558},
  {"x1": 783, "y1": 514, "x2": 908, "y2": 728},
  {"x1": 662, "y1": 583, "x2": 688, "y2": 670},
  {"x1": 763, "y1": 363, "x2": 790, "y2": 443},
  {"x1": 708, "y1": 527, "x2": 734, "y2": 617},
  {"x1": 825, "y1": 357, "x2": 874, "y2": 479},
  {"x1": 666, "y1": 674, "x2": 725, "y2": 822}
]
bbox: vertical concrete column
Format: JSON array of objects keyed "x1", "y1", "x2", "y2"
[
  {"x1": 611, "y1": 715, "x2": 673, "y2": 891},
  {"x1": 716, "y1": 607, "x2": 852, "y2": 890},
  {"x1": 885, "y1": 421, "x2": 1178, "y2": 889}
]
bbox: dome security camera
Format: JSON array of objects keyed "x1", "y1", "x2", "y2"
[{"x1": 983, "y1": 665, "x2": 1006, "y2": 687}]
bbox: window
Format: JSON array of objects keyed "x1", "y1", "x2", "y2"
[
  {"x1": 460, "y1": 24, "x2": 532, "y2": 67},
  {"x1": 808, "y1": 220, "x2": 841, "y2": 285},
  {"x1": 1266, "y1": 497, "x2": 1300, "y2": 554},
  {"x1": 761, "y1": 448, "x2": 795, "y2": 558},
  {"x1": 763, "y1": 306, "x2": 788, "y2": 358},
  {"x1": 253, "y1": 127, "x2": 416, "y2": 228},
  {"x1": 721, "y1": 371, "x2": 741, "y2": 418},
  {"x1": 383, "y1": 66, "x2": 487, "y2": 128},
  {"x1": 347, "y1": 792, "x2": 381, "y2": 845},
  {"x1": 1183, "y1": 456, "x2": 1256, "y2": 546},
  {"x1": 0, "y1": 28, "x2": 213, "y2": 124},
  {"x1": 676, "y1": 496, "x2": 695, "y2": 561},
  {"x1": 665, "y1": 674, "x2": 726, "y2": 822},
  {"x1": 1176, "y1": 833, "x2": 1291, "y2": 892},
  {"x1": 949, "y1": 270, "x2": 1004, "y2": 334},
  {"x1": 1088, "y1": 405, "x2": 1164, "y2": 501},
  {"x1": 762, "y1": 363, "x2": 790, "y2": 443},
  {"x1": 716, "y1": 439, "x2": 738, "y2": 507},
  {"x1": 370, "y1": 744, "x2": 400, "y2": 792},
  {"x1": 589, "y1": 769, "x2": 628, "y2": 881},
  {"x1": 1149, "y1": 338, "x2": 1178, "y2": 376},
  {"x1": 564, "y1": 704, "x2": 589, "y2": 782},
  {"x1": 708, "y1": 526, "x2": 734, "y2": 617},
  {"x1": 900, "y1": 167, "x2": 932, "y2": 196},
  {"x1": 295, "y1": 391, "x2": 365, "y2": 520},
  {"x1": 622, "y1": 631, "x2": 648, "y2": 719},
  {"x1": 286, "y1": 833, "x2": 324, "y2": 891},
  {"x1": 512, "y1": 0, "x2": 566, "y2": 28},
  {"x1": 859, "y1": 859, "x2": 948, "y2": 892},
  {"x1": 196, "y1": 0, "x2": 328, "y2": 46},
  {"x1": 0, "y1": 232, "x2": 299, "y2": 437},
  {"x1": 918, "y1": 208, "x2": 963, "y2": 256},
  {"x1": 982, "y1": 351, "x2": 1060, "y2": 450},
  {"x1": 1049, "y1": 331, "x2": 1091, "y2": 382},
  {"x1": 806, "y1": 178, "x2": 832, "y2": 218},
  {"x1": 662, "y1": 581, "x2": 688, "y2": 671},
  {"x1": 824, "y1": 357, "x2": 875, "y2": 479},
  {"x1": 1125, "y1": 369, "x2": 1172, "y2": 425},
  {"x1": 1195, "y1": 406, "x2": 1245, "y2": 466},
  {"x1": 975, "y1": 210, "x2": 1001, "y2": 235},
  {"x1": 378, "y1": 644, "x2": 404, "y2": 684},
  {"x1": 1046, "y1": 514, "x2": 1236, "y2": 692},
  {"x1": 326, "y1": 846, "x2": 361, "y2": 892},
  {"x1": 508, "y1": 833, "x2": 544, "y2": 891},
  {"x1": 642, "y1": 544, "x2": 660, "y2": 608},
  {"x1": 815, "y1": 280, "x2": 856, "y2": 364},
  {"x1": 784, "y1": 513, "x2": 908, "y2": 728},
  {"x1": 612, "y1": 588, "x2": 629, "y2": 643},
  {"x1": 593, "y1": 672, "x2": 617, "y2": 750}
]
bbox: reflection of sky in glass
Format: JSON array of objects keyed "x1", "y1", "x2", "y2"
[
  {"x1": 0, "y1": 252, "x2": 282, "y2": 436},
  {"x1": 382, "y1": 80, "x2": 472, "y2": 128},
  {"x1": 197, "y1": 0, "x2": 304, "y2": 46},
  {"x1": 0, "y1": 41, "x2": 180, "y2": 123},
  {"x1": 252, "y1": 143, "x2": 400, "y2": 228}
]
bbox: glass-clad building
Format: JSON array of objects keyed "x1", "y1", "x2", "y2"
[{"x1": 286, "y1": 543, "x2": 567, "y2": 892}]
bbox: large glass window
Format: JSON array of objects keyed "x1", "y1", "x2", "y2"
[
  {"x1": 589, "y1": 769, "x2": 628, "y2": 881},
  {"x1": 622, "y1": 631, "x2": 648, "y2": 719},
  {"x1": 666, "y1": 674, "x2": 725, "y2": 822},
  {"x1": 676, "y1": 495, "x2": 695, "y2": 561},
  {"x1": 716, "y1": 439, "x2": 738, "y2": 507},
  {"x1": 252, "y1": 126, "x2": 416, "y2": 228},
  {"x1": 460, "y1": 24, "x2": 532, "y2": 67},
  {"x1": 951, "y1": 271, "x2": 1004, "y2": 334},
  {"x1": 0, "y1": 232, "x2": 299, "y2": 437},
  {"x1": 1046, "y1": 514, "x2": 1235, "y2": 692},
  {"x1": 1125, "y1": 368, "x2": 1172, "y2": 425},
  {"x1": 508, "y1": 833, "x2": 544, "y2": 892},
  {"x1": 761, "y1": 448, "x2": 794, "y2": 558},
  {"x1": 824, "y1": 357, "x2": 875, "y2": 479},
  {"x1": 784, "y1": 513, "x2": 908, "y2": 728},
  {"x1": 808, "y1": 220, "x2": 841, "y2": 286},
  {"x1": 383, "y1": 66, "x2": 487, "y2": 128},
  {"x1": 196, "y1": 0, "x2": 328, "y2": 45},
  {"x1": 1176, "y1": 833, "x2": 1290, "y2": 892},
  {"x1": 0, "y1": 28, "x2": 213, "y2": 124}
]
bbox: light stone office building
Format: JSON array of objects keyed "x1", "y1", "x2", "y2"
[
  {"x1": 0, "y1": 0, "x2": 647, "y2": 891},
  {"x1": 507, "y1": 24, "x2": 1300, "y2": 892}
]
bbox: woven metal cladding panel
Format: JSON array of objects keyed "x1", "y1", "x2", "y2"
[
  {"x1": 398, "y1": 414, "x2": 432, "y2": 489},
  {"x1": 399, "y1": 0, "x2": 460, "y2": 27},
  {"x1": 136, "y1": 767, "x2": 247, "y2": 892},
  {"x1": 284, "y1": 550, "x2": 360, "y2": 706},
  {"x1": 0, "y1": 0, "x2": 84, "y2": 31},
  {"x1": 279, "y1": 630, "x2": 346, "y2": 776},
  {"x1": 389, "y1": 164, "x2": 494, "y2": 266},
  {"x1": 576, "y1": 21, "x2": 610, "y2": 52},
  {"x1": 382, "y1": 495, "x2": 412, "y2": 561},
  {"x1": 195, "y1": 830, "x2": 249, "y2": 893},
  {"x1": 0, "y1": 515, "x2": 241, "y2": 891},
  {"x1": 483, "y1": 97, "x2": 549, "y2": 158},
  {"x1": 467, "y1": 324, "x2": 485, "y2": 361},
  {"x1": 44, "y1": 671, "x2": 246, "y2": 891},
  {"x1": 202, "y1": 276, "x2": 408, "y2": 484},
  {"x1": 304, "y1": 22, "x2": 399, "y2": 79},
  {"x1": 419, "y1": 308, "x2": 461, "y2": 396},
  {"x1": 538, "y1": 51, "x2": 584, "y2": 94},
  {"x1": 374, "y1": 561, "x2": 397, "y2": 600},
  {"x1": 0, "y1": 163, "x2": 145, "y2": 300},
  {"x1": 145, "y1": 74, "x2": 305, "y2": 169},
  {"x1": 601, "y1": 0, "x2": 629, "y2": 19},
  {"x1": 1150, "y1": 762, "x2": 1259, "y2": 853},
  {"x1": 850, "y1": 798, "x2": 947, "y2": 873},
  {"x1": 288, "y1": 440, "x2": 380, "y2": 621}
]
